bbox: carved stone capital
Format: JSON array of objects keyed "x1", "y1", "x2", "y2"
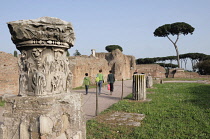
[
  {"x1": 7, "y1": 17, "x2": 75, "y2": 96},
  {"x1": 7, "y1": 17, "x2": 75, "y2": 48}
]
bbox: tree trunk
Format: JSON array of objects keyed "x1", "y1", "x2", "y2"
[
  {"x1": 183, "y1": 58, "x2": 188, "y2": 70},
  {"x1": 166, "y1": 35, "x2": 180, "y2": 68},
  {"x1": 174, "y1": 44, "x2": 180, "y2": 68}
]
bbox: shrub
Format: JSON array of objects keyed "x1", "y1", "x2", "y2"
[{"x1": 105, "y1": 45, "x2": 123, "y2": 52}]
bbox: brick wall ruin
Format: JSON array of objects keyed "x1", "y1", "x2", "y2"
[
  {"x1": 96, "y1": 49, "x2": 136, "y2": 81},
  {"x1": 168, "y1": 68, "x2": 200, "y2": 78},
  {"x1": 136, "y1": 64, "x2": 166, "y2": 78},
  {"x1": 0, "y1": 51, "x2": 19, "y2": 96},
  {"x1": 70, "y1": 49, "x2": 136, "y2": 88},
  {"x1": 69, "y1": 55, "x2": 109, "y2": 88}
]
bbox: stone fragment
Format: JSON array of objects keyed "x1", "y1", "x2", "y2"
[
  {"x1": 20, "y1": 121, "x2": 30, "y2": 139},
  {"x1": 146, "y1": 74, "x2": 153, "y2": 88},
  {"x1": 55, "y1": 133, "x2": 67, "y2": 139},
  {"x1": 39, "y1": 116, "x2": 53, "y2": 135}
]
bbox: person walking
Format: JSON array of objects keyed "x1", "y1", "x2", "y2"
[
  {"x1": 83, "y1": 73, "x2": 91, "y2": 95},
  {"x1": 97, "y1": 69, "x2": 104, "y2": 94},
  {"x1": 107, "y1": 70, "x2": 115, "y2": 95},
  {"x1": 133, "y1": 69, "x2": 138, "y2": 74}
]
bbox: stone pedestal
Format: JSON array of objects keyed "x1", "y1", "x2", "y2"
[
  {"x1": 1, "y1": 93, "x2": 85, "y2": 139},
  {"x1": 0, "y1": 17, "x2": 86, "y2": 139},
  {"x1": 146, "y1": 74, "x2": 153, "y2": 88},
  {"x1": 132, "y1": 74, "x2": 146, "y2": 101}
]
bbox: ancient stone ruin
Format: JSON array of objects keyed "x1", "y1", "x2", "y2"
[
  {"x1": 0, "y1": 17, "x2": 86, "y2": 139},
  {"x1": 132, "y1": 74, "x2": 146, "y2": 101}
]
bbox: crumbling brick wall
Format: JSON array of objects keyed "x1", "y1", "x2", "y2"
[
  {"x1": 136, "y1": 64, "x2": 166, "y2": 78},
  {"x1": 168, "y1": 69, "x2": 200, "y2": 78},
  {"x1": 96, "y1": 49, "x2": 136, "y2": 80},
  {"x1": 69, "y1": 55, "x2": 110, "y2": 88},
  {"x1": 0, "y1": 51, "x2": 19, "y2": 96}
]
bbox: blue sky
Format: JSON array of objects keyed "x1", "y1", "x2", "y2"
[{"x1": 1, "y1": 0, "x2": 210, "y2": 60}]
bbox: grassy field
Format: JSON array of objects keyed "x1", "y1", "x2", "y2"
[
  {"x1": 86, "y1": 83, "x2": 210, "y2": 139},
  {"x1": 163, "y1": 77, "x2": 210, "y2": 81}
]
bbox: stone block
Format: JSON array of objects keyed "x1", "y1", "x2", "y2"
[{"x1": 2, "y1": 93, "x2": 85, "y2": 139}]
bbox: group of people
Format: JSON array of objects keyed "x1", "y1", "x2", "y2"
[{"x1": 82, "y1": 69, "x2": 115, "y2": 95}]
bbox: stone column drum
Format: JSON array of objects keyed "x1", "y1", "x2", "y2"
[
  {"x1": 132, "y1": 74, "x2": 146, "y2": 101},
  {"x1": 0, "y1": 17, "x2": 86, "y2": 139}
]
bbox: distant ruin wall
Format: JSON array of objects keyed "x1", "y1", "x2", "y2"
[
  {"x1": 168, "y1": 69, "x2": 200, "y2": 78},
  {"x1": 95, "y1": 52, "x2": 107, "y2": 59},
  {"x1": 0, "y1": 49, "x2": 135, "y2": 94},
  {"x1": 96, "y1": 49, "x2": 136, "y2": 80},
  {"x1": 0, "y1": 51, "x2": 19, "y2": 96},
  {"x1": 69, "y1": 55, "x2": 109, "y2": 88},
  {"x1": 136, "y1": 64, "x2": 166, "y2": 78},
  {"x1": 69, "y1": 50, "x2": 136, "y2": 88}
]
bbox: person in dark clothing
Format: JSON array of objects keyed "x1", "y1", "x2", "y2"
[
  {"x1": 133, "y1": 70, "x2": 138, "y2": 74},
  {"x1": 107, "y1": 70, "x2": 115, "y2": 95}
]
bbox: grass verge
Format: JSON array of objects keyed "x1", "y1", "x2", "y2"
[{"x1": 86, "y1": 83, "x2": 210, "y2": 139}]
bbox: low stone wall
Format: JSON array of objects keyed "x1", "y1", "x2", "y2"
[
  {"x1": 168, "y1": 68, "x2": 200, "y2": 78},
  {"x1": 136, "y1": 64, "x2": 166, "y2": 78},
  {"x1": 174, "y1": 71, "x2": 200, "y2": 78},
  {"x1": 0, "y1": 51, "x2": 19, "y2": 96}
]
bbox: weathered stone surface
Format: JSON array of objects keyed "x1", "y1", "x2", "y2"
[
  {"x1": 56, "y1": 133, "x2": 67, "y2": 139},
  {"x1": 136, "y1": 64, "x2": 166, "y2": 78},
  {"x1": 1, "y1": 93, "x2": 85, "y2": 139},
  {"x1": 0, "y1": 17, "x2": 85, "y2": 139},
  {"x1": 40, "y1": 116, "x2": 53, "y2": 134},
  {"x1": 146, "y1": 74, "x2": 153, "y2": 88},
  {"x1": 20, "y1": 120, "x2": 30, "y2": 139},
  {"x1": 133, "y1": 74, "x2": 146, "y2": 101},
  {"x1": 168, "y1": 68, "x2": 200, "y2": 78},
  {"x1": 7, "y1": 17, "x2": 75, "y2": 96},
  {"x1": 104, "y1": 112, "x2": 145, "y2": 127},
  {"x1": 69, "y1": 55, "x2": 109, "y2": 88},
  {"x1": 7, "y1": 17, "x2": 75, "y2": 48},
  {"x1": 96, "y1": 49, "x2": 136, "y2": 80},
  {"x1": 0, "y1": 51, "x2": 19, "y2": 96}
]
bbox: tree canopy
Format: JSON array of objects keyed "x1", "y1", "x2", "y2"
[
  {"x1": 136, "y1": 52, "x2": 210, "y2": 73},
  {"x1": 154, "y1": 22, "x2": 194, "y2": 37},
  {"x1": 195, "y1": 60, "x2": 210, "y2": 75},
  {"x1": 105, "y1": 45, "x2": 123, "y2": 52},
  {"x1": 13, "y1": 50, "x2": 18, "y2": 57},
  {"x1": 154, "y1": 22, "x2": 195, "y2": 68},
  {"x1": 73, "y1": 49, "x2": 81, "y2": 56}
]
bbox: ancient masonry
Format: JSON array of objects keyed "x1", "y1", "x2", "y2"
[
  {"x1": 0, "y1": 17, "x2": 86, "y2": 139},
  {"x1": 0, "y1": 52, "x2": 19, "y2": 96}
]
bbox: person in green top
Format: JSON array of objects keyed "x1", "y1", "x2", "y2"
[
  {"x1": 97, "y1": 69, "x2": 104, "y2": 94},
  {"x1": 83, "y1": 73, "x2": 91, "y2": 94}
]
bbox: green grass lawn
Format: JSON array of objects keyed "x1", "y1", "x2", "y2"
[
  {"x1": 163, "y1": 77, "x2": 210, "y2": 81},
  {"x1": 86, "y1": 83, "x2": 210, "y2": 139}
]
